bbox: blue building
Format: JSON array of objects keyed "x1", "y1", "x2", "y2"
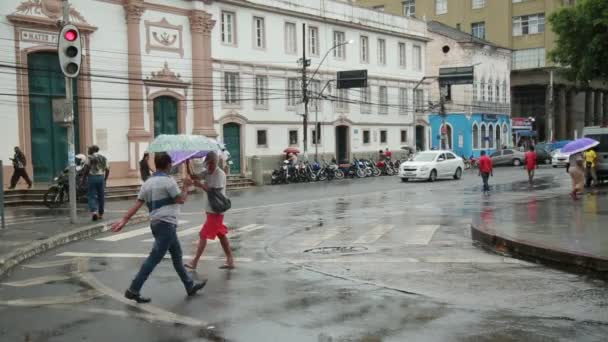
[{"x1": 429, "y1": 113, "x2": 511, "y2": 158}]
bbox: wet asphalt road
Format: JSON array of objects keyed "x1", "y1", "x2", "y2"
[{"x1": 1, "y1": 166, "x2": 608, "y2": 342}]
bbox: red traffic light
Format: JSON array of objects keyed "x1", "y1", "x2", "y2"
[{"x1": 64, "y1": 29, "x2": 78, "y2": 42}]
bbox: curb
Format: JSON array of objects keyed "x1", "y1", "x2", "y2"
[
  {"x1": 471, "y1": 224, "x2": 608, "y2": 278},
  {"x1": 0, "y1": 214, "x2": 149, "y2": 277}
]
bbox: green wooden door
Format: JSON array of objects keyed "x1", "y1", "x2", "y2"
[
  {"x1": 153, "y1": 96, "x2": 178, "y2": 137},
  {"x1": 28, "y1": 52, "x2": 79, "y2": 182},
  {"x1": 223, "y1": 123, "x2": 241, "y2": 173}
]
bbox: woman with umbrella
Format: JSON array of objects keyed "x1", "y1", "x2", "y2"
[{"x1": 563, "y1": 138, "x2": 599, "y2": 200}]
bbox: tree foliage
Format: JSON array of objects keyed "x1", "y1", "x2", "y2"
[{"x1": 549, "y1": 0, "x2": 608, "y2": 85}]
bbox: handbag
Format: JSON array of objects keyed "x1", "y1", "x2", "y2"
[{"x1": 207, "y1": 189, "x2": 231, "y2": 213}]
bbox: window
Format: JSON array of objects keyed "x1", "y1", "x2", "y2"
[
  {"x1": 285, "y1": 22, "x2": 297, "y2": 54},
  {"x1": 255, "y1": 75, "x2": 268, "y2": 107},
  {"x1": 481, "y1": 125, "x2": 487, "y2": 148},
  {"x1": 414, "y1": 89, "x2": 424, "y2": 111},
  {"x1": 435, "y1": 0, "x2": 448, "y2": 15},
  {"x1": 253, "y1": 17, "x2": 265, "y2": 48},
  {"x1": 471, "y1": 22, "x2": 486, "y2": 39},
  {"x1": 360, "y1": 36, "x2": 369, "y2": 63},
  {"x1": 221, "y1": 11, "x2": 236, "y2": 45},
  {"x1": 512, "y1": 14, "x2": 545, "y2": 36},
  {"x1": 312, "y1": 123, "x2": 321, "y2": 145},
  {"x1": 512, "y1": 48, "x2": 546, "y2": 70},
  {"x1": 287, "y1": 78, "x2": 300, "y2": 108},
  {"x1": 473, "y1": 81, "x2": 478, "y2": 101},
  {"x1": 488, "y1": 124, "x2": 494, "y2": 148},
  {"x1": 496, "y1": 125, "x2": 501, "y2": 149},
  {"x1": 373, "y1": 5, "x2": 385, "y2": 11},
  {"x1": 256, "y1": 130, "x2": 267, "y2": 147},
  {"x1": 333, "y1": 31, "x2": 346, "y2": 59},
  {"x1": 402, "y1": 0, "x2": 415, "y2": 17},
  {"x1": 289, "y1": 130, "x2": 298, "y2": 145},
  {"x1": 456, "y1": 23, "x2": 461, "y2": 31},
  {"x1": 447, "y1": 153, "x2": 456, "y2": 160},
  {"x1": 401, "y1": 129, "x2": 408, "y2": 143},
  {"x1": 223, "y1": 72, "x2": 239, "y2": 104},
  {"x1": 490, "y1": 151, "x2": 501, "y2": 158},
  {"x1": 360, "y1": 87, "x2": 371, "y2": 114},
  {"x1": 398, "y1": 42, "x2": 406, "y2": 68},
  {"x1": 378, "y1": 86, "x2": 388, "y2": 114},
  {"x1": 377, "y1": 39, "x2": 386, "y2": 65},
  {"x1": 472, "y1": 0, "x2": 485, "y2": 9},
  {"x1": 309, "y1": 26, "x2": 319, "y2": 56},
  {"x1": 503, "y1": 150, "x2": 514, "y2": 155},
  {"x1": 473, "y1": 123, "x2": 480, "y2": 149},
  {"x1": 363, "y1": 130, "x2": 371, "y2": 144},
  {"x1": 336, "y1": 88, "x2": 348, "y2": 111},
  {"x1": 502, "y1": 81, "x2": 508, "y2": 103},
  {"x1": 496, "y1": 83, "x2": 500, "y2": 103},
  {"x1": 308, "y1": 79, "x2": 321, "y2": 110},
  {"x1": 413, "y1": 45, "x2": 422, "y2": 71},
  {"x1": 380, "y1": 130, "x2": 387, "y2": 144},
  {"x1": 487, "y1": 79, "x2": 493, "y2": 102},
  {"x1": 480, "y1": 78, "x2": 486, "y2": 101},
  {"x1": 399, "y1": 88, "x2": 408, "y2": 114}
]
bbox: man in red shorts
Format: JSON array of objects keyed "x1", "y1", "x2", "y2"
[
  {"x1": 524, "y1": 145, "x2": 537, "y2": 186},
  {"x1": 185, "y1": 151, "x2": 234, "y2": 270}
]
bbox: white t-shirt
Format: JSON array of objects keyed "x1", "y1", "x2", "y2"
[{"x1": 203, "y1": 167, "x2": 226, "y2": 213}]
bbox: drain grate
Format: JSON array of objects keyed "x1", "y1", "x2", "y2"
[{"x1": 303, "y1": 246, "x2": 368, "y2": 255}]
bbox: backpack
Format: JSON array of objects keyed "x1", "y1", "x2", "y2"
[{"x1": 207, "y1": 189, "x2": 231, "y2": 213}]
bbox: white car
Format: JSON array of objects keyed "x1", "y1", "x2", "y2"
[
  {"x1": 551, "y1": 148, "x2": 569, "y2": 168},
  {"x1": 399, "y1": 150, "x2": 465, "y2": 182}
]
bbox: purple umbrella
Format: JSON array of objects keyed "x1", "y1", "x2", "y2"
[
  {"x1": 561, "y1": 137, "x2": 599, "y2": 155},
  {"x1": 168, "y1": 150, "x2": 210, "y2": 167}
]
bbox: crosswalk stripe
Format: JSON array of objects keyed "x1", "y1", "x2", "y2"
[
  {"x1": 56, "y1": 252, "x2": 252, "y2": 262},
  {"x1": 97, "y1": 220, "x2": 188, "y2": 242},
  {"x1": 298, "y1": 226, "x2": 349, "y2": 247},
  {"x1": 142, "y1": 223, "x2": 265, "y2": 242},
  {"x1": 404, "y1": 225, "x2": 439, "y2": 245},
  {"x1": 352, "y1": 224, "x2": 394, "y2": 244}
]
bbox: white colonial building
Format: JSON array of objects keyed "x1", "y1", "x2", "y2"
[{"x1": 1, "y1": 0, "x2": 429, "y2": 183}]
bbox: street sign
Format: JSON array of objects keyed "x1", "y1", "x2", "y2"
[
  {"x1": 52, "y1": 98, "x2": 73, "y2": 124},
  {"x1": 438, "y1": 66, "x2": 474, "y2": 85},
  {"x1": 337, "y1": 69, "x2": 368, "y2": 89}
]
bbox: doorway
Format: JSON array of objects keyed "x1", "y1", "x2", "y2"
[
  {"x1": 335, "y1": 125, "x2": 349, "y2": 162},
  {"x1": 416, "y1": 125, "x2": 425, "y2": 151},
  {"x1": 223, "y1": 123, "x2": 241, "y2": 173},
  {"x1": 153, "y1": 96, "x2": 178, "y2": 137},
  {"x1": 28, "y1": 52, "x2": 80, "y2": 182}
]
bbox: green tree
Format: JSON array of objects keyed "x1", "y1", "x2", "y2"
[{"x1": 549, "y1": 0, "x2": 608, "y2": 84}]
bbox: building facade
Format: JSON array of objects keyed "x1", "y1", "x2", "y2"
[
  {"x1": 1, "y1": 0, "x2": 429, "y2": 184},
  {"x1": 356, "y1": 0, "x2": 608, "y2": 142},
  {"x1": 423, "y1": 21, "x2": 511, "y2": 157}
]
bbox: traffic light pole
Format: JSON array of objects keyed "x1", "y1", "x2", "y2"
[
  {"x1": 301, "y1": 23, "x2": 309, "y2": 159},
  {"x1": 63, "y1": 0, "x2": 77, "y2": 224}
]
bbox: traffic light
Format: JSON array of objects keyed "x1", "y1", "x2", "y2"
[{"x1": 58, "y1": 24, "x2": 82, "y2": 78}]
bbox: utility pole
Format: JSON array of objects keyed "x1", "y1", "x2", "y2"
[
  {"x1": 546, "y1": 69, "x2": 554, "y2": 142},
  {"x1": 62, "y1": 0, "x2": 78, "y2": 224},
  {"x1": 301, "y1": 23, "x2": 309, "y2": 158}
]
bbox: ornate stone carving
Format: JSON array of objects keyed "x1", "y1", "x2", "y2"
[
  {"x1": 145, "y1": 18, "x2": 184, "y2": 56},
  {"x1": 189, "y1": 10, "x2": 215, "y2": 35},
  {"x1": 150, "y1": 62, "x2": 181, "y2": 82},
  {"x1": 14, "y1": 0, "x2": 89, "y2": 24},
  {"x1": 124, "y1": 0, "x2": 145, "y2": 24}
]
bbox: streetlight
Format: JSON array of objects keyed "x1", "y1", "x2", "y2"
[{"x1": 302, "y1": 39, "x2": 354, "y2": 159}]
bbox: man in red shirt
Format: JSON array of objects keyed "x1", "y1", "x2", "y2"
[
  {"x1": 524, "y1": 145, "x2": 537, "y2": 186},
  {"x1": 478, "y1": 150, "x2": 493, "y2": 195}
]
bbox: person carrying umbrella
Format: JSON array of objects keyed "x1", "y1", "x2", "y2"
[{"x1": 562, "y1": 138, "x2": 599, "y2": 200}]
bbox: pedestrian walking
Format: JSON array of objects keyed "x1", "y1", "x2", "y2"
[
  {"x1": 584, "y1": 148, "x2": 598, "y2": 187},
  {"x1": 568, "y1": 153, "x2": 585, "y2": 200},
  {"x1": 8, "y1": 146, "x2": 32, "y2": 189},
  {"x1": 185, "y1": 151, "x2": 234, "y2": 270},
  {"x1": 82, "y1": 145, "x2": 109, "y2": 221},
  {"x1": 478, "y1": 150, "x2": 493, "y2": 195},
  {"x1": 524, "y1": 145, "x2": 537, "y2": 186},
  {"x1": 111, "y1": 152, "x2": 206, "y2": 303},
  {"x1": 139, "y1": 152, "x2": 154, "y2": 182}
]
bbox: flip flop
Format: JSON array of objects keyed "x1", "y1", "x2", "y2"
[{"x1": 218, "y1": 264, "x2": 235, "y2": 270}]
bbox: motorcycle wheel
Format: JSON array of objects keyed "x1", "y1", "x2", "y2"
[
  {"x1": 386, "y1": 168, "x2": 394, "y2": 176},
  {"x1": 43, "y1": 186, "x2": 62, "y2": 209},
  {"x1": 357, "y1": 169, "x2": 366, "y2": 178},
  {"x1": 334, "y1": 170, "x2": 345, "y2": 179},
  {"x1": 318, "y1": 171, "x2": 328, "y2": 181},
  {"x1": 372, "y1": 169, "x2": 381, "y2": 177}
]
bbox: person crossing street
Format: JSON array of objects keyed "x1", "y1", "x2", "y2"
[
  {"x1": 478, "y1": 150, "x2": 493, "y2": 196},
  {"x1": 524, "y1": 145, "x2": 538, "y2": 186}
]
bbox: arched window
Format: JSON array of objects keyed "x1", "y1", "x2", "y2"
[
  {"x1": 480, "y1": 78, "x2": 486, "y2": 101},
  {"x1": 503, "y1": 123, "x2": 509, "y2": 146},
  {"x1": 496, "y1": 82, "x2": 500, "y2": 103},
  {"x1": 488, "y1": 124, "x2": 494, "y2": 149},
  {"x1": 488, "y1": 79, "x2": 493, "y2": 102},
  {"x1": 473, "y1": 81, "x2": 478, "y2": 101},
  {"x1": 502, "y1": 81, "x2": 508, "y2": 103},
  {"x1": 472, "y1": 123, "x2": 479, "y2": 149},
  {"x1": 496, "y1": 124, "x2": 501, "y2": 149},
  {"x1": 481, "y1": 124, "x2": 487, "y2": 149}
]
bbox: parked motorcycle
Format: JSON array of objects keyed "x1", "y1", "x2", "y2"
[{"x1": 43, "y1": 165, "x2": 88, "y2": 208}]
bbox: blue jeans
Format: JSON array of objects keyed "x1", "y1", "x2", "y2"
[
  {"x1": 481, "y1": 172, "x2": 490, "y2": 192},
  {"x1": 87, "y1": 175, "x2": 105, "y2": 215},
  {"x1": 129, "y1": 221, "x2": 193, "y2": 293}
]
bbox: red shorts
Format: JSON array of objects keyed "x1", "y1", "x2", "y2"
[{"x1": 199, "y1": 212, "x2": 228, "y2": 240}]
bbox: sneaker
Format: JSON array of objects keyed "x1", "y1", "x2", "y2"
[
  {"x1": 187, "y1": 280, "x2": 207, "y2": 296},
  {"x1": 92, "y1": 213, "x2": 99, "y2": 221},
  {"x1": 125, "y1": 289, "x2": 151, "y2": 303}
]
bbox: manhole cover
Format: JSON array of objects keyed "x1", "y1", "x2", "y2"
[{"x1": 303, "y1": 246, "x2": 368, "y2": 255}]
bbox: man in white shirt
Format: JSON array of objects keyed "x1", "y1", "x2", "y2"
[{"x1": 185, "y1": 151, "x2": 234, "y2": 270}]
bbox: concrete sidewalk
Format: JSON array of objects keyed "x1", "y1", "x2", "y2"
[{"x1": 472, "y1": 187, "x2": 608, "y2": 277}]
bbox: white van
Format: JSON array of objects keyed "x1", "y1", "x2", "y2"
[{"x1": 582, "y1": 126, "x2": 608, "y2": 182}]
